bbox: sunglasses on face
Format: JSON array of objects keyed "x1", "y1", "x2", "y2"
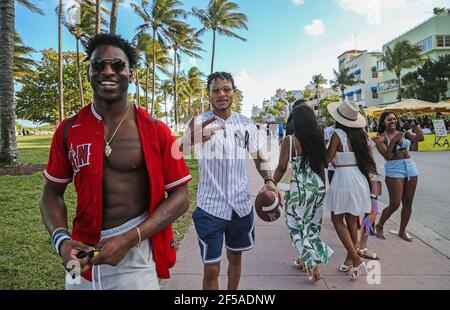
[
  {"x1": 90, "y1": 58, "x2": 127, "y2": 73},
  {"x1": 210, "y1": 86, "x2": 234, "y2": 95}
]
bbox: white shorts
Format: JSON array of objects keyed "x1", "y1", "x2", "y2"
[{"x1": 66, "y1": 213, "x2": 160, "y2": 290}]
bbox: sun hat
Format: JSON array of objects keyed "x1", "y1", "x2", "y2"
[{"x1": 327, "y1": 99, "x2": 367, "y2": 128}]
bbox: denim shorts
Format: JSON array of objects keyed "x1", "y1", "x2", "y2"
[
  {"x1": 385, "y1": 158, "x2": 419, "y2": 180},
  {"x1": 192, "y1": 207, "x2": 255, "y2": 264}
]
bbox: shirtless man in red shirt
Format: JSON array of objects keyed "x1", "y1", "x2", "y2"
[{"x1": 40, "y1": 34, "x2": 192, "y2": 290}]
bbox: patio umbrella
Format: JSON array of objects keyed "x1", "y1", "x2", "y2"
[
  {"x1": 373, "y1": 99, "x2": 445, "y2": 116},
  {"x1": 363, "y1": 106, "x2": 382, "y2": 117}
]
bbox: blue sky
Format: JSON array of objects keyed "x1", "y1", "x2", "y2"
[{"x1": 16, "y1": 0, "x2": 448, "y2": 121}]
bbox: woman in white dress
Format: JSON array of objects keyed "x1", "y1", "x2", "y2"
[{"x1": 323, "y1": 100, "x2": 378, "y2": 280}]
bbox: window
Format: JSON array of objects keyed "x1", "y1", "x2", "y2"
[
  {"x1": 416, "y1": 37, "x2": 433, "y2": 52},
  {"x1": 372, "y1": 93, "x2": 379, "y2": 99},
  {"x1": 377, "y1": 79, "x2": 398, "y2": 92},
  {"x1": 356, "y1": 92, "x2": 362, "y2": 101},
  {"x1": 377, "y1": 60, "x2": 386, "y2": 71},
  {"x1": 437, "y1": 35, "x2": 450, "y2": 47},
  {"x1": 372, "y1": 71, "x2": 378, "y2": 78}
]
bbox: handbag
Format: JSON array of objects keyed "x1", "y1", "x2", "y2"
[
  {"x1": 370, "y1": 176, "x2": 382, "y2": 196},
  {"x1": 277, "y1": 135, "x2": 297, "y2": 192}
]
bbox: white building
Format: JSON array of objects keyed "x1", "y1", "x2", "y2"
[
  {"x1": 337, "y1": 50, "x2": 383, "y2": 107},
  {"x1": 304, "y1": 85, "x2": 339, "y2": 115},
  {"x1": 251, "y1": 105, "x2": 263, "y2": 118}
]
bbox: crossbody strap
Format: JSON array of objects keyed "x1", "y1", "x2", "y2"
[
  {"x1": 63, "y1": 114, "x2": 79, "y2": 155},
  {"x1": 288, "y1": 135, "x2": 298, "y2": 162}
]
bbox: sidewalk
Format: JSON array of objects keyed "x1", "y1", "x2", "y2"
[{"x1": 161, "y1": 160, "x2": 450, "y2": 290}]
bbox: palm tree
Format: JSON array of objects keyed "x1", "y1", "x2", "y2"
[
  {"x1": 109, "y1": 0, "x2": 120, "y2": 34},
  {"x1": 96, "y1": 0, "x2": 101, "y2": 34},
  {"x1": 57, "y1": 0, "x2": 64, "y2": 122},
  {"x1": 303, "y1": 88, "x2": 313, "y2": 101},
  {"x1": 0, "y1": 0, "x2": 43, "y2": 166},
  {"x1": 132, "y1": 0, "x2": 186, "y2": 117},
  {"x1": 232, "y1": 88, "x2": 243, "y2": 113},
  {"x1": 135, "y1": 33, "x2": 172, "y2": 112},
  {"x1": 184, "y1": 67, "x2": 204, "y2": 118},
  {"x1": 381, "y1": 40, "x2": 423, "y2": 101},
  {"x1": 331, "y1": 68, "x2": 365, "y2": 97},
  {"x1": 65, "y1": 1, "x2": 98, "y2": 107},
  {"x1": 160, "y1": 79, "x2": 173, "y2": 124},
  {"x1": 310, "y1": 74, "x2": 328, "y2": 99},
  {"x1": 192, "y1": 0, "x2": 248, "y2": 74},
  {"x1": 168, "y1": 24, "x2": 204, "y2": 127},
  {"x1": 433, "y1": 7, "x2": 448, "y2": 15},
  {"x1": 13, "y1": 31, "x2": 37, "y2": 82},
  {"x1": 310, "y1": 74, "x2": 328, "y2": 110}
]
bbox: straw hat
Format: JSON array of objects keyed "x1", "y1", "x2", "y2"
[{"x1": 327, "y1": 99, "x2": 367, "y2": 128}]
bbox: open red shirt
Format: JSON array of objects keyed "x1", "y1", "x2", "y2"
[{"x1": 44, "y1": 103, "x2": 192, "y2": 280}]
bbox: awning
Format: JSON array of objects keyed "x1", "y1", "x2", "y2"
[
  {"x1": 371, "y1": 66, "x2": 377, "y2": 71},
  {"x1": 346, "y1": 91, "x2": 354, "y2": 96},
  {"x1": 354, "y1": 69, "x2": 361, "y2": 75},
  {"x1": 371, "y1": 86, "x2": 378, "y2": 92},
  {"x1": 354, "y1": 89, "x2": 362, "y2": 94}
]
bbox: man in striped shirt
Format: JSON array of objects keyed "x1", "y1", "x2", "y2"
[{"x1": 181, "y1": 72, "x2": 281, "y2": 290}]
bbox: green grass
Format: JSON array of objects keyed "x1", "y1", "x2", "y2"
[
  {"x1": 0, "y1": 135, "x2": 198, "y2": 289},
  {"x1": 16, "y1": 135, "x2": 52, "y2": 164}
]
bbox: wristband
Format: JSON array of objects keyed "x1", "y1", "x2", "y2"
[{"x1": 52, "y1": 228, "x2": 71, "y2": 256}]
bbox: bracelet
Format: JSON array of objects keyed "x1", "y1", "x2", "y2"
[
  {"x1": 264, "y1": 176, "x2": 276, "y2": 184},
  {"x1": 136, "y1": 226, "x2": 142, "y2": 248}
]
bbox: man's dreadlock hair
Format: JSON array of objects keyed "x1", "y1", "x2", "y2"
[{"x1": 84, "y1": 33, "x2": 139, "y2": 70}]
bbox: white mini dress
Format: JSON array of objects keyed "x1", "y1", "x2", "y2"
[{"x1": 323, "y1": 129, "x2": 371, "y2": 216}]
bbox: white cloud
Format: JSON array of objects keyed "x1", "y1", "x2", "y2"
[
  {"x1": 304, "y1": 19, "x2": 325, "y2": 36},
  {"x1": 292, "y1": 0, "x2": 305, "y2": 6},
  {"x1": 188, "y1": 57, "x2": 197, "y2": 66},
  {"x1": 336, "y1": 0, "x2": 436, "y2": 24}
]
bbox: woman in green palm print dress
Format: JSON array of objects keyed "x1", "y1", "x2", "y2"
[{"x1": 272, "y1": 104, "x2": 334, "y2": 282}]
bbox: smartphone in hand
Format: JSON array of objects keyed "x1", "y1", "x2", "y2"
[{"x1": 76, "y1": 249, "x2": 100, "y2": 259}]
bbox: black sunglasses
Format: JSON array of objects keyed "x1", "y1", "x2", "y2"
[{"x1": 90, "y1": 58, "x2": 127, "y2": 72}]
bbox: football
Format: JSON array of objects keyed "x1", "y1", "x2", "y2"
[{"x1": 254, "y1": 191, "x2": 281, "y2": 222}]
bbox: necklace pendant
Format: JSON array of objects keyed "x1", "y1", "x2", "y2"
[{"x1": 105, "y1": 144, "x2": 112, "y2": 157}]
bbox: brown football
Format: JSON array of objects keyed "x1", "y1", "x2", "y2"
[{"x1": 254, "y1": 191, "x2": 281, "y2": 222}]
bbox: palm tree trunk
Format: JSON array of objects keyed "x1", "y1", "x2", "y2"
[
  {"x1": 173, "y1": 49, "x2": 178, "y2": 129},
  {"x1": 151, "y1": 28, "x2": 156, "y2": 117},
  {"x1": 58, "y1": 0, "x2": 64, "y2": 122},
  {"x1": 96, "y1": 0, "x2": 101, "y2": 34},
  {"x1": 164, "y1": 93, "x2": 168, "y2": 125},
  {"x1": 76, "y1": 39, "x2": 85, "y2": 106},
  {"x1": 211, "y1": 30, "x2": 216, "y2": 74},
  {"x1": 0, "y1": 0, "x2": 19, "y2": 165},
  {"x1": 145, "y1": 64, "x2": 149, "y2": 112},
  {"x1": 135, "y1": 68, "x2": 140, "y2": 106},
  {"x1": 110, "y1": 0, "x2": 119, "y2": 35},
  {"x1": 397, "y1": 72, "x2": 402, "y2": 102}
]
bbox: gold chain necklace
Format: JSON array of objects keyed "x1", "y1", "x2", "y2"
[{"x1": 104, "y1": 104, "x2": 130, "y2": 157}]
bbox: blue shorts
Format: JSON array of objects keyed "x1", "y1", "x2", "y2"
[
  {"x1": 192, "y1": 207, "x2": 255, "y2": 264},
  {"x1": 385, "y1": 158, "x2": 419, "y2": 180}
]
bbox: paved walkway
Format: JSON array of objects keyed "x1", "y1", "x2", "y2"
[{"x1": 162, "y1": 159, "x2": 450, "y2": 290}]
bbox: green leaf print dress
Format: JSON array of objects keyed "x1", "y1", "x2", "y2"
[{"x1": 284, "y1": 156, "x2": 334, "y2": 269}]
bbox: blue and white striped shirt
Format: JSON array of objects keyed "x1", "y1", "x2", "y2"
[{"x1": 187, "y1": 111, "x2": 266, "y2": 220}]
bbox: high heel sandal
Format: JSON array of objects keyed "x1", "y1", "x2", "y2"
[
  {"x1": 307, "y1": 266, "x2": 322, "y2": 283},
  {"x1": 350, "y1": 261, "x2": 367, "y2": 280},
  {"x1": 337, "y1": 263, "x2": 353, "y2": 272},
  {"x1": 294, "y1": 259, "x2": 307, "y2": 272}
]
